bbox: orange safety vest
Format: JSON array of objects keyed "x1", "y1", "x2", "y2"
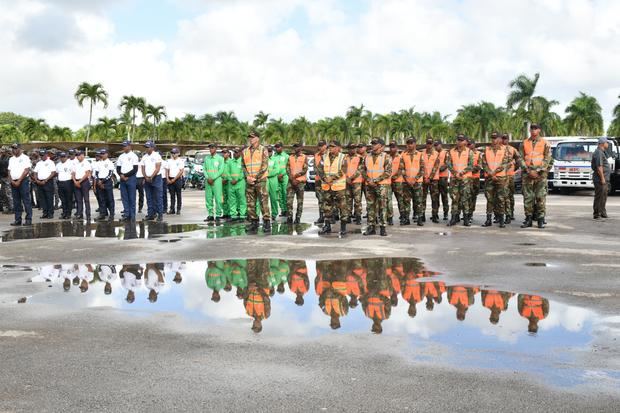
[
  {"x1": 288, "y1": 271, "x2": 308, "y2": 295},
  {"x1": 520, "y1": 295, "x2": 546, "y2": 319},
  {"x1": 386, "y1": 268, "x2": 401, "y2": 293},
  {"x1": 505, "y1": 145, "x2": 516, "y2": 176},
  {"x1": 314, "y1": 153, "x2": 323, "y2": 183},
  {"x1": 438, "y1": 150, "x2": 449, "y2": 178},
  {"x1": 485, "y1": 146, "x2": 507, "y2": 177},
  {"x1": 391, "y1": 154, "x2": 404, "y2": 183},
  {"x1": 471, "y1": 151, "x2": 481, "y2": 179},
  {"x1": 402, "y1": 151, "x2": 423, "y2": 184},
  {"x1": 243, "y1": 146, "x2": 266, "y2": 180},
  {"x1": 325, "y1": 293, "x2": 347, "y2": 316},
  {"x1": 402, "y1": 276, "x2": 422, "y2": 303},
  {"x1": 346, "y1": 155, "x2": 363, "y2": 184},
  {"x1": 365, "y1": 153, "x2": 391, "y2": 185},
  {"x1": 321, "y1": 153, "x2": 346, "y2": 191},
  {"x1": 365, "y1": 295, "x2": 387, "y2": 320},
  {"x1": 422, "y1": 281, "x2": 446, "y2": 298},
  {"x1": 346, "y1": 274, "x2": 362, "y2": 297},
  {"x1": 523, "y1": 138, "x2": 547, "y2": 167},
  {"x1": 483, "y1": 290, "x2": 505, "y2": 310},
  {"x1": 288, "y1": 154, "x2": 307, "y2": 183},
  {"x1": 449, "y1": 148, "x2": 472, "y2": 179},
  {"x1": 423, "y1": 150, "x2": 440, "y2": 180},
  {"x1": 449, "y1": 286, "x2": 470, "y2": 307},
  {"x1": 245, "y1": 288, "x2": 267, "y2": 319}
]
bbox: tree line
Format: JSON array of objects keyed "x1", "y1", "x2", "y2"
[{"x1": 1, "y1": 73, "x2": 618, "y2": 145}]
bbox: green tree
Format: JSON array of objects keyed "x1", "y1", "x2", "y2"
[
  {"x1": 253, "y1": 111, "x2": 270, "y2": 131},
  {"x1": 0, "y1": 124, "x2": 24, "y2": 143},
  {"x1": 49, "y1": 126, "x2": 73, "y2": 141},
  {"x1": 95, "y1": 117, "x2": 118, "y2": 142},
  {"x1": 74, "y1": 82, "x2": 108, "y2": 142},
  {"x1": 506, "y1": 72, "x2": 541, "y2": 135},
  {"x1": 564, "y1": 92, "x2": 604, "y2": 136},
  {"x1": 290, "y1": 116, "x2": 313, "y2": 145},
  {"x1": 144, "y1": 104, "x2": 167, "y2": 140},
  {"x1": 607, "y1": 95, "x2": 620, "y2": 137},
  {"x1": 22, "y1": 118, "x2": 50, "y2": 141},
  {"x1": 119, "y1": 95, "x2": 146, "y2": 140}
]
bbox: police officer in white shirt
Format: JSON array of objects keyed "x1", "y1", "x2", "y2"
[
  {"x1": 117, "y1": 141, "x2": 140, "y2": 222},
  {"x1": 120, "y1": 264, "x2": 143, "y2": 304},
  {"x1": 136, "y1": 158, "x2": 145, "y2": 213},
  {"x1": 95, "y1": 149, "x2": 115, "y2": 221},
  {"x1": 7, "y1": 143, "x2": 33, "y2": 226},
  {"x1": 56, "y1": 152, "x2": 74, "y2": 219},
  {"x1": 160, "y1": 154, "x2": 169, "y2": 214},
  {"x1": 167, "y1": 148, "x2": 184, "y2": 214},
  {"x1": 33, "y1": 149, "x2": 57, "y2": 219},
  {"x1": 72, "y1": 150, "x2": 92, "y2": 221},
  {"x1": 141, "y1": 140, "x2": 163, "y2": 221}
]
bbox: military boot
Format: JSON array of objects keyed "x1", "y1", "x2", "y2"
[
  {"x1": 463, "y1": 214, "x2": 471, "y2": 227},
  {"x1": 319, "y1": 222, "x2": 332, "y2": 235},
  {"x1": 443, "y1": 211, "x2": 449, "y2": 221},
  {"x1": 379, "y1": 226, "x2": 387, "y2": 236},
  {"x1": 481, "y1": 214, "x2": 492, "y2": 227},
  {"x1": 521, "y1": 216, "x2": 533, "y2": 228},
  {"x1": 431, "y1": 214, "x2": 439, "y2": 223},
  {"x1": 248, "y1": 220, "x2": 259, "y2": 232},
  {"x1": 421, "y1": 213, "x2": 426, "y2": 223},
  {"x1": 499, "y1": 215, "x2": 506, "y2": 228},
  {"x1": 294, "y1": 215, "x2": 301, "y2": 224},
  {"x1": 493, "y1": 214, "x2": 500, "y2": 223},
  {"x1": 505, "y1": 215, "x2": 511, "y2": 224},
  {"x1": 363, "y1": 225, "x2": 376, "y2": 236},
  {"x1": 387, "y1": 217, "x2": 393, "y2": 226},
  {"x1": 417, "y1": 215, "x2": 424, "y2": 226},
  {"x1": 339, "y1": 222, "x2": 347, "y2": 236},
  {"x1": 448, "y1": 214, "x2": 459, "y2": 227},
  {"x1": 537, "y1": 217, "x2": 545, "y2": 229},
  {"x1": 354, "y1": 214, "x2": 361, "y2": 225},
  {"x1": 314, "y1": 212, "x2": 324, "y2": 224},
  {"x1": 263, "y1": 220, "x2": 272, "y2": 232},
  {"x1": 287, "y1": 214, "x2": 293, "y2": 224}
]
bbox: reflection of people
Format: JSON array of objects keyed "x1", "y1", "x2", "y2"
[
  {"x1": 419, "y1": 280, "x2": 446, "y2": 311},
  {"x1": 316, "y1": 261, "x2": 349, "y2": 329},
  {"x1": 145, "y1": 263, "x2": 165, "y2": 303},
  {"x1": 96, "y1": 265, "x2": 116, "y2": 295},
  {"x1": 120, "y1": 264, "x2": 143, "y2": 304},
  {"x1": 518, "y1": 294, "x2": 549, "y2": 333},
  {"x1": 400, "y1": 262, "x2": 424, "y2": 318},
  {"x1": 228, "y1": 259, "x2": 248, "y2": 299},
  {"x1": 287, "y1": 260, "x2": 309, "y2": 306},
  {"x1": 345, "y1": 259, "x2": 366, "y2": 308},
  {"x1": 206, "y1": 261, "x2": 227, "y2": 302},
  {"x1": 60, "y1": 264, "x2": 75, "y2": 291},
  {"x1": 481, "y1": 289, "x2": 514, "y2": 324},
  {"x1": 243, "y1": 259, "x2": 271, "y2": 333},
  {"x1": 447, "y1": 285, "x2": 479, "y2": 321},
  {"x1": 164, "y1": 262, "x2": 185, "y2": 284},
  {"x1": 360, "y1": 259, "x2": 392, "y2": 334},
  {"x1": 268, "y1": 259, "x2": 290, "y2": 294}
]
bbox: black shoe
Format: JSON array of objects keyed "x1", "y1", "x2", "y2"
[
  {"x1": 505, "y1": 216, "x2": 511, "y2": 224},
  {"x1": 119, "y1": 217, "x2": 129, "y2": 222},
  {"x1": 168, "y1": 209, "x2": 175, "y2": 215},
  {"x1": 499, "y1": 215, "x2": 506, "y2": 228},
  {"x1": 279, "y1": 212, "x2": 287, "y2": 217},
  {"x1": 493, "y1": 214, "x2": 500, "y2": 223},
  {"x1": 314, "y1": 214, "x2": 324, "y2": 224},
  {"x1": 294, "y1": 216, "x2": 301, "y2": 224},
  {"x1": 75, "y1": 214, "x2": 83, "y2": 220},
  {"x1": 138, "y1": 209, "x2": 143, "y2": 214},
  {"x1": 339, "y1": 222, "x2": 347, "y2": 236},
  {"x1": 248, "y1": 220, "x2": 259, "y2": 231},
  {"x1": 354, "y1": 215, "x2": 361, "y2": 225},
  {"x1": 443, "y1": 212, "x2": 449, "y2": 220},
  {"x1": 448, "y1": 214, "x2": 458, "y2": 227},
  {"x1": 400, "y1": 218, "x2": 409, "y2": 226},
  {"x1": 601, "y1": 213, "x2": 608, "y2": 218},
  {"x1": 271, "y1": 215, "x2": 277, "y2": 221},
  {"x1": 204, "y1": 216, "x2": 214, "y2": 222},
  {"x1": 417, "y1": 216, "x2": 424, "y2": 226},
  {"x1": 421, "y1": 213, "x2": 426, "y2": 223},
  {"x1": 97, "y1": 215, "x2": 107, "y2": 222},
  {"x1": 319, "y1": 222, "x2": 332, "y2": 235},
  {"x1": 10, "y1": 221, "x2": 22, "y2": 226},
  {"x1": 387, "y1": 217, "x2": 393, "y2": 226},
  {"x1": 463, "y1": 214, "x2": 471, "y2": 227},
  {"x1": 379, "y1": 226, "x2": 387, "y2": 236},
  {"x1": 431, "y1": 214, "x2": 439, "y2": 223},
  {"x1": 176, "y1": 211, "x2": 181, "y2": 215},
  {"x1": 482, "y1": 214, "x2": 492, "y2": 227},
  {"x1": 157, "y1": 214, "x2": 163, "y2": 222},
  {"x1": 537, "y1": 218, "x2": 545, "y2": 229},
  {"x1": 287, "y1": 217, "x2": 293, "y2": 224},
  {"x1": 363, "y1": 226, "x2": 376, "y2": 236},
  {"x1": 144, "y1": 215, "x2": 155, "y2": 221},
  {"x1": 521, "y1": 216, "x2": 533, "y2": 228},
  {"x1": 263, "y1": 220, "x2": 271, "y2": 232},
  {"x1": 412, "y1": 214, "x2": 418, "y2": 221},
  {"x1": 40, "y1": 214, "x2": 48, "y2": 219},
  {"x1": 24, "y1": 220, "x2": 32, "y2": 226},
  {"x1": 107, "y1": 215, "x2": 114, "y2": 222}
]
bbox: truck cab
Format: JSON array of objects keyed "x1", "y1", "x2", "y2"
[{"x1": 552, "y1": 137, "x2": 619, "y2": 194}]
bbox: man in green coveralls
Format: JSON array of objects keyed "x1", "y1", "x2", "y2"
[
  {"x1": 203, "y1": 144, "x2": 225, "y2": 222},
  {"x1": 226, "y1": 148, "x2": 247, "y2": 221},
  {"x1": 273, "y1": 142, "x2": 289, "y2": 218},
  {"x1": 206, "y1": 260, "x2": 227, "y2": 302}
]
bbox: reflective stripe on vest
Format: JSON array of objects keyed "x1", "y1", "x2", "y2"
[
  {"x1": 366, "y1": 296, "x2": 387, "y2": 320},
  {"x1": 471, "y1": 151, "x2": 481, "y2": 179},
  {"x1": 438, "y1": 150, "x2": 449, "y2": 178},
  {"x1": 288, "y1": 154, "x2": 307, "y2": 183},
  {"x1": 346, "y1": 155, "x2": 362, "y2": 183},
  {"x1": 403, "y1": 277, "x2": 422, "y2": 303},
  {"x1": 289, "y1": 273, "x2": 308, "y2": 294},
  {"x1": 321, "y1": 153, "x2": 346, "y2": 191},
  {"x1": 524, "y1": 139, "x2": 547, "y2": 167},
  {"x1": 423, "y1": 150, "x2": 439, "y2": 180},
  {"x1": 521, "y1": 295, "x2": 545, "y2": 319},
  {"x1": 403, "y1": 151, "x2": 423, "y2": 184},
  {"x1": 325, "y1": 294, "x2": 347, "y2": 316},
  {"x1": 450, "y1": 148, "x2": 472, "y2": 178},
  {"x1": 391, "y1": 154, "x2": 404, "y2": 183},
  {"x1": 365, "y1": 153, "x2": 391, "y2": 185},
  {"x1": 243, "y1": 146, "x2": 265, "y2": 179},
  {"x1": 245, "y1": 289, "x2": 266, "y2": 319},
  {"x1": 485, "y1": 146, "x2": 507, "y2": 177}
]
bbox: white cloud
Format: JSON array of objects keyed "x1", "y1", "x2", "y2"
[{"x1": 0, "y1": 0, "x2": 619, "y2": 131}]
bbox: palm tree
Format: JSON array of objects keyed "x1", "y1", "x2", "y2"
[
  {"x1": 607, "y1": 95, "x2": 620, "y2": 137},
  {"x1": 49, "y1": 126, "x2": 73, "y2": 141},
  {"x1": 95, "y1": 117, "x2": 118, "y2": 142},
  {"x1": 119, "y1": 95, "x2": 146, "y2": 140},
  {"x1": 253, "y1": 111, "x2": 270, "y2": 131},
  {"x1": 506, "y1": 73, "x2": 540, "y2": 135},
  {"x1": 564, "y1": 92, "x2": 604, "y2": 136},
  {"x1": 144, "y1": 104, "x2": 167, "y2": 141},
  {"x1": 74, "y1": 82, "x2": 108, "y2": 142},
  {"x1": 290, "y1": 116, "x2": 313, "y2": 145},
  {"x1": 22, "y1": 118, "x2": 50, "y2": 141}
]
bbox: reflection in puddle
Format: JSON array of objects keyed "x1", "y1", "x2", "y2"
[
  {"x1": 525, "y1": 263, "x2": 548, "y2": 267},
  {"x1": 15, "y1": 257, "x2": 617, "y2": 387},
  {"x1": 0, "y1": 221, "x2": 313, "y2": 242}
]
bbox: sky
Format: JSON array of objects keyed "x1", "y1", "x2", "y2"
[{"x1": 1, "y1": 0, "x2": 619, "y2": 130}]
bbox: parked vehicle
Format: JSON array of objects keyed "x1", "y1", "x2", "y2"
[{"x1": 306, "y1": 155, "x2": 316, "y2": 191}]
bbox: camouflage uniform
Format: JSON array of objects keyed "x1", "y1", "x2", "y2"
[
  {"x1": 446, "y1": 147, "x2": 474, "y2": 215},
  {"x1": 519, "y1": 137, "x2": 552, "y2": 218},
  {"x1": 286, "y1": 153, "x2": 308, "y2": 220},
  {"x1": 345, "y1": 154, "x2": 363, "y2": 220},
  {"x1": 504, "y1": 144, "x2": 519, "y2": 218},
  {"x1": 400, "y1": 150, "x2": 426, "y2": 218},
  {"x1": 242, "y1": 145, "x2": 271, "y2": 222},
  {"x1": 0, "y1": 150, "x2": 14, "y2": 213},
  {"x1": 316, "y1": 152, "x2": 349, "y2": 223},
  {"x1": 387, "y1": 153, "x2": 406, "y2": 221},
  {"x1": 481, "y1": 146, "x2": 511, "y2": 215},
  {"x1": 469, "y1": 150, "x2": 482, "y2": 214},
  {"x1": 436, "y1": 149, "x2": 450, "y2": 217},
  {"x1": 362, "y1": 153, "x2": 392, "y2": 226},
  {"x1": 314, "y1": 152, "x2": 325, "y2": 216},
  {"x1": 422, "y1": 150, "x2": 440, "y2": 217}
]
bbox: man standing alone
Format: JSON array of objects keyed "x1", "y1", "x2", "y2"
[{"x1": 592, "y1": 137, "x2": 610, "y2": 219}]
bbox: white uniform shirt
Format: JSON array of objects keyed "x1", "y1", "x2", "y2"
[
  {"x1": 73, "y1": 159, "x2": 92, "y2": 181},
  {"x1": 160, "y1": 159, "x2": 168, "y2": 178},
  {"x1": 142, "y1": 152, "x2": 162, "y2": 177},
  {"x1": 121, "y1": 270, "x2": 142, "y2": 292},
  {"x1": 145, "y1": 267, "x2": 165, "y2": 292},
  {"x1": 117, "y1": 151, "x2": 139, "y2": 175},
  {"x1": 67, "y1": 158, "x2": 79, "y2": 171},
  {"x1": 136, "y1": 159, "x2": 144, "y2": 178},
  {"x1": 34, "y1": 159, "x2": 56, "y2": 180},
  {"x1": 8, "y1": 154, "x2": 31, "y2": 180},
  {"x1": 96, "y1": 158, "x2": 115, "y2": 180},
  {"x1": 56, "y1": 160, "x2": 73, "y2": 181},
  {"x1": 97, "y1": 265, "x2": 117, "y2": 283},
  {"x1": 167, "y1": 157, "x2": 184, "y2": 179}
]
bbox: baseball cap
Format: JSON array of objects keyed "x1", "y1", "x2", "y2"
[
  {"x1": 38, "y1": 149, "x2": 46, "y2": 155},
  {"x1": 121, "y1": 141, "x2": 131, "y2": 147},
  {"x1": 317, "y1": 140, "x2": 327, "y2": 147},
  {"x1": 426, "y1": 138, "x2": 433, "y2": 145},
  {"x1": 208, "y1": 143, "x2": 216, "y2": 148},
  {"x1": 292, "y1": 143, "x2": 301, "y2": 148},
  {"x1": 99, "y1": 148, "x2": 108, "y2": 154},
  {"x1": 530, "y1": 124, "x2": 541, "y2": 130},
  {"x1": 456, "y1": 134, "x2": 466, "y2": 141},
  {"x1": 171, "y1": 147, "x2": 180, "y2": 154},
  {"x1": 68, "y1": 148, "x2": 76, "y2": 154},
  {"x1": 598, "y1": 137, "x2": 608, "y2": 144},
  {"x1": 144, "y1": 140, "x2": 155, "y2": 148},
  {"x1": 11, "y1": 143, "x2": 21, "y2": 149},
  {"x1": 248, "y1": 131, "x2": 260, "y2": 139},
  {"x1": 371, "y1": 138, "x2": 385, "y2": 146},
  {"x1": 329, "y1": 140, "x2": 341, "y2": 147},
  {"x1": 406, "y1": 137, "x2": 417, "y2": 144},
  {"x1": 59, "y1": 152, "x2": 67, "y2": 157},
  {"x1": 274, "y1": 142, "x2": 283, "y2": 148}
]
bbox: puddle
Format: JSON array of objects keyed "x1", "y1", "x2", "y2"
[
  {"x1": 525, "y1": 263, "x2": 548, "y2": 267},
  {"x1": 516, "y1": 243, "x2": 536, "y2": 246},
  {"x1": 0, "y1": 222, "x2": 314, "y2": 242},
  {"x1": 8, "y1": 257, "x2": 618, "y2": 388}
]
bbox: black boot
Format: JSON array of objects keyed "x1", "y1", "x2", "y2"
[
  {"x1": 537, "y1": 217, "x2": 545, "y2": 229},
  {"x1": 263, "y1": 220, "x2": 272, "y2": 232},
  {"x1": 417, "y1": 215, "x2": 424, "y2": 226},
  {"x1": 421, "y1": 213, "x2": 426, "y2": 223},
  {"x1": 448, "y1": 214, "x2": 458, "y2": 227},
  {"x1": 499, "y1": 215, "x2": 506, "y2": 228},
  {"x1": 443, "y1": 211, "x2": 449, "y2": 221},
  {"x1": 363, "y1": 225, "x2": 376, "y2": 236},
  {"x1": 493, "y1": 214, "x2": 500, "y2": 223},
  {"x1": 339, "y1": 222, "x2": 347, "y2": 236},
  {"x1": 387, "y1": 217, "x2": 393, "y2": 226},
  {"x1": 354, "y1": 215, "x2": 361, "y2": 225},
  {"x1": 333, "y1": 212, "x2": 340, "y2": 221},
  {"x1": 431, "y1": 214, "x2": 439, "y2": 223},
  {"x1": 287, "y1": 216, "x2": 293, "y2": 224},
  {"x1": 463, "y1": 214, "x2": 471, "y2": 227},
  {"x1": 319, "y1": 222, "x2": 332, "y2": 235},
  {"x1": 505, "y1": 215, "x2": 511, "y2": 224},
  {"x1": 481, "y1": 214, "x2": 492, "y2": 227},
  {"x1": 249, "y1": 220, "x2": 259, "y2": 231},
  {"x1": 521, "y1": 215, "x2": 533, "y2": 228},
  {"x1": 379, "y1": 226, "x2": 387, "y2": 236},
  {"x1": 314, "y1": 212, "x2": 324, "y2": 224},
  {"x1": 294, "y1": 215, "x2": 300, "y2": 224}
]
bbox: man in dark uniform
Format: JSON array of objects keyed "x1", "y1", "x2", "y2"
[{"x1": 592, "y1": 137, "x2": 611, "y2": 219}]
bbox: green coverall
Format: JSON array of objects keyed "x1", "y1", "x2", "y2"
[
  {"x1": 205, "y1": 261, "x2": 227, "y2": 292},
  {"x1": 273, "y1": 152, "x2": 289, "y2": 214},
  {"x1": 226, "y1": 157, "x2": 247, "y2": 219},
  {"x1": 222, "y1": 158, "x2": 230, "y2": 217},
  {"x1": 203, "y1": 154, "x2": 225, "y2": 218}
]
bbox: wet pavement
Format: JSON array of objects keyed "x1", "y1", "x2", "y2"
[{"x1": 12, "y1": 257, "x2": 619, "y2": 389}]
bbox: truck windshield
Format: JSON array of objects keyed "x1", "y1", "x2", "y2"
[
  {"x1": 555, "y1": 142, "x2": 597, "y2": 161},
  {"x1": 194, "y1": 153, "x2": 207, "y2": 164}
]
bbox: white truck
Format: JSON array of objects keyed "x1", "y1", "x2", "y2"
[{"x1": 552, "y1": 137, "x2": 619, "y2": 194}]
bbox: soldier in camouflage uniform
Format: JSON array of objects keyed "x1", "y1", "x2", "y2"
[
  {"x1": 399, "y1": 137, "x2": 426, "y2": 226},
  {"x1": 446, "y1": 134, "x2": 474, "y2": 226},
  {"x1": 362, "y1": 139, "x2": 392, "y2": 236},
  {"x1": 286, "y1": 143, "x2": 308, "y2": 224},
  {"x1": 422, "y1": 138, "x2": 441, "y2": 223},
  {"x1": 501, "y1": 134, "x2": 519, "y2": 223},
  {"x1": 434, "y1": 141, "x2": 450, "y2": 220},
  {"x1": 316, "y1": 141, "x2": 349, "y2": 236},
  {"x1": 519, "y1": 124, "x2": 552, "y2": 229},
  {"x1": 468, "y1": 139, "x2": 482, "y2": 217},
  {"x1": 0, "y1": 146, "x2": 14, "y2": 214},
  {"x1": 344, "y1": 144, "x2": 363, "y2": 225},
  {"x1": 357, "y1": 143, "x2": 369, "y2": 218},
  {"x1": 481, "y1": 132, "x2": 511, "y2": 228},
  {"x1": 313, "y1": 141, "x2": 328, "y2": 224},
  {"x1": 387, "y1": 142, "x2": 406, "y2": 226},
  {"x1": 242, "y1": 132, "x2": 271, "y2": 232}
]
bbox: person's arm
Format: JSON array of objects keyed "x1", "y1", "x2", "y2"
[
  {"x1": 336, "y1": 156, "x2": 347, "y2": 180},
  {"x1": 348, "y1": 158, "x2": 361, "y2": 182},
  {"x1": 519, "y1": 142, "x2": 528, "y2": 171},
  {"x1": 392, "y1": 157, "x2": 402, "y2": 180},
  {"x1": 124, "y1": 165, "x2": 138, "y2": 178},
  {"x1": 361, "y1": 158, "x2": 370, "y2": 182},
  {"x1": 267, "y1": 159, "x2": 278, "y2": 178},
  {"x1": 241, "y1": 153, "x2": 251, "y2": 177},
  {"x1": 316, "y1": 156, "x2": 327, "y2": 181},
  {"x1": 463, "y1": 151, "x2": 473, "y2": 173},
  {"x1": 429, "y1": 156, "x2": 439, "y2": 179},
  {"x1": 472, "y1": 153, "x2": 481, "y2": 173},
  {"x1": 446, "y1": 151, "x2": 456, "y2": 175},
  {"x1": 539, "y1": 141, "x2": 552, "y2": 173},
  {"x1": 213, "y1": 156, "x2": 225, "y2": 180},
  {"x1": 596, "y1": 151, "x2": 606, "y2": 184},
  {"x1": 175, "y1": 160, "x2": 184, "y2": 180},
  {"x1": 416, "y1": 155, "x2": 425, "y2": 181},
  {"x1": 300, "y1": 157, "x2": 308, "y2": 177},
  {"x1": 152, "y1": 161, "x2": 161, "y2": 178},
  {"x1": 439, "y1": 152, "x2": 448, "y2": 172},
  {"x1": 398, "y1": 157, "x2": 407, "y2": 180},
  {"x1": 286, "y1": 159, "x2": 293, "y2": 179}
]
